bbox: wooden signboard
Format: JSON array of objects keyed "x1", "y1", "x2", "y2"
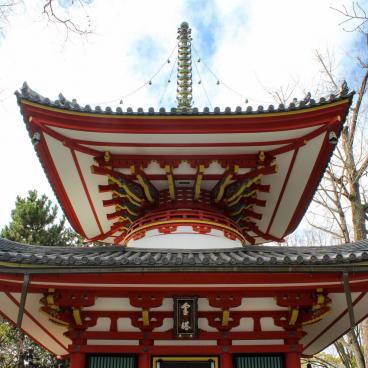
[{"x1": 173, "y1": 296, "x2": 198, "y2": 339}]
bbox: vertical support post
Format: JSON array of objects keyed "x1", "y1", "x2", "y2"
[
  {"x1": 285, "y1": 352, "x2": 301, "y2": 368},
  {"x1": 70, "y1": 352, "x2": 86, "y2": 368},
  {"x1": 343, "y1": 272, "x2": 356, "y2": 330},
  {"x1": 17, "y1": 273, "x2": 30, "y2": 328},
  {"x1": 139, "y1": 352, "x2": 150, "y2": 368},
  {"x1": 221, "y1": 353, "x2": 233, "y2": 368}
]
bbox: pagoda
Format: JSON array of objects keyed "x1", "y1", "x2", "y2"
[{"x1": 1, "y1": 22, "x2": 368, "y2": 368}]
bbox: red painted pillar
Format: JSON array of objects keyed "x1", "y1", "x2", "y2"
[
  {"x1": 139, "y1": 352, "x2": 150, "y2": 368},
  {"x1": 285, "y1": 352, "x2": 301, "y2": 368},
  {"x1": 70, "y1": 352, "x2": 86, "y2": 368},
  {"x1": 221, "y1": 353, "x2": 233, "y2": 368}
]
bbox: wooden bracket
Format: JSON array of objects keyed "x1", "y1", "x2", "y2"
[
  {"x1": 221, "y1": 309, "x2": 230, "y2": 327},
  {"x1": 142, "y1": 308, "x2": 150, "y2": 327}
]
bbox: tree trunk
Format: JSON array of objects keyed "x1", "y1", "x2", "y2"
[
  {"x1": 346, "y1": 331, "x2": 365, "y2": 368},
  {"x1": 16, "y1": 332, "x2": 25, "y2": 368}
]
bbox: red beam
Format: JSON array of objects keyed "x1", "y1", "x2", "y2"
[
  {"x1": 68, "y1": 330, "x2": 303, "y2": 341},
  {"x1": 72, "y1": 344, "x2": 303, "y2": 354}
]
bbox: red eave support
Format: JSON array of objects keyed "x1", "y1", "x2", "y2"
[{"x1": 70, "y1": 352, "x2": 86, "y2": 368}]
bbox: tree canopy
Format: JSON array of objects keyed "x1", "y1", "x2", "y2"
[
  {"x1": 0, "y1": 190, "x2": 81, "y2": 367},
  {"x1": 1, "y1": 189, "x2": 82, "y2": 247}
]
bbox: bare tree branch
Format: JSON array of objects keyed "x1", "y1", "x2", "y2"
[{"x1": 42, "y1": 0, "x2": 92, "y2": 41}]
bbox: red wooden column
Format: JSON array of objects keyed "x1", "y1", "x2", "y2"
[
  {"x1": 139, "y1": 352, "x2": 151, "y2": 368},
  {"x1": 285, "y1": 352, "x2": 301, "y2": 368},
  {"x1": 70, "y1": 352, "x2": 86, "y2": 368},
  {"x1": 221, "y1": 353, "x2": 233, "y2": 368}
]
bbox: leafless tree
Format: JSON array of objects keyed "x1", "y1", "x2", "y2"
[
  {"x1": 303, "y1": 4, "x2": 368, "y2": 366},
  {"x1": 0, "y1": 0, "x2": 92, "y2": 39},
  {"x1": 43, "y1": 0, "x2": 92, "y2": 40}
]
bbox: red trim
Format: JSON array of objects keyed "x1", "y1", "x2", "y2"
[
  {"x1": 66, "y1": 137, "x2": 311, "y2": 148},
  {"x1": 24, "y1": 103, "x2": 349, "y2": 247},
  {"x1": 304, "y1": 291, "x2": 367, "y2": 350},
  {"x1": 70, "y1": 148, "x2": 104, "y2": 234},
  {"x1": 5, "y1": 283, "x2": 364, "y2": 294},
  {"x1": 30, "y1": 122, "x2": 100, "y2": 157},
  {"x1": 13, "y1": 272, "x2": 368, "y2": 285},
  {"x1": 1, "y1": 273, "x2": 367, "y2": 296},
  {"x1": 0, "y1": 309, "x2": 68, "y2": 358},
  {"x1": 37, "y1": 131, "x2": 86, "y2": 237},
  {"x1": 95, "y1": 153, "x2": 263, "y2": 169},
  {"x1": 73, "y1": 344, "x2": 302, "y2": 354},
  {"x1": 266, "y1": 148, "x2": 299, "y2": 234},
  {"x1": 86, "y1": 221, "x2": 126, "y2": 242},
  {"x1": 22, "y1": 100, "x2": 349, "y2": 134},
  {"x1": 68, "y1": 330, "x2": 303, "y2": 341},
  {"x1": 285, "y1": 131, "x2": 330, "y2": 235},
  {"x1": 268, "y1": 124, "x2": 330, "y2": 157},
  {"x1": 5, "y1": 292, "x2": 69, "y2": 351},
  {"x1": 246, "y1": 223, "x2": 284, "y2": 242}
]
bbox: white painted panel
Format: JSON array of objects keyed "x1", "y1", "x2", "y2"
[
  {"x1": 76, "y1": 150, "x2": 111, "y2": 233},
  {"x1": 117, "y1": 318, "x2": 140, "y2": 332},
  {"x1": 44, "y1": 133, "x2": 98, "y2": 237},
  {"x1": 232, "y1": 298, "x2": 287, "y2": 312},
  {"x1": 198, "y1": 318, "x2": 218, "y2": 332},
  {"x1": 128, "y1": 232, "x2": 242, "y2": 248},
  {"x1": 151, "y1": 298, "x2": 173, "y2": 311},
  {"x1": 85, "y1": 298, "x2": 138, "y2": 311},
  {"x1": 232, "y1": 339, "x2": 284, "y2": 345},
  {"x1": 28, "y1": 279, "x2": 360, "y2": 288},
  {"x1": 154, "y1": 340, "x2": 217, "y2": 346},
  {"x1": 256, "y1": 150, "x2": 293, "y2": 233},
  {"x1": 5, "y1": 293, "x2": 69, "y2": 356},
  {"x1": 88, "y1": 317, "x2": 111, "y2": 332},
  {"x1": 270, "y1": 133, "x2": 325, "y2": 237},
  {"x1": 51, "y1": 126, "x2": 320, "y2": 144},
  {"x1": 231, "y1": 318, "x2": 254, "y2": 332},
  {"x1": 261, "y1": 317, "x2": 284, "y2": 331},
  {"x1": 302, "y1": 292, "x2": 368, "y2": 355},
  {"x1": 198, "y1": 298, "x2": 222, "y2": 311},
  {"x1": 0, "y1": 291, "x2": 20, "y2": 323},
  {"x1": 22, "y1": 293, "x2": 71, "y2": 347},
  {"x1": 87, "y1": 339, "x2": 139, "y2": 345},
  {"x1": 153, "y1": 318, "x2": 173, "y2": 332},
  {"x1": 84, "y1": 145, "x2": 283, "y2": 156}
]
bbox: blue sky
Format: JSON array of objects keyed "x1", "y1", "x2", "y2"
[{"x1": 0, "y1": 0, "x2": 365, "y2": 228}]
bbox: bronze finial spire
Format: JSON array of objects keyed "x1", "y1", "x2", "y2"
[{"x1": 176, "y1": 22, "x2": 193, "y2": 110}]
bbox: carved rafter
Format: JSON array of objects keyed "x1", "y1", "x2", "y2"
[
  {"x1": 91, "y1": 151, "x2": 279, "y2": 245},
  {"x1": 40, "y1": 289, "x2": 96, "y2": 329},
  {"x1": 276, "y1": 289, "x2": 331, "y2": 328}
]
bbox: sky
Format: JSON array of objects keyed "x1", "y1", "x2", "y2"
[{"x1": 0, "y1": 0, "x2": 365, "y2": 229}]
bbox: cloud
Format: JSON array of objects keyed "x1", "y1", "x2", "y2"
[{"x1": 0, "y1": 0, "x2": 362, "y2": 227}]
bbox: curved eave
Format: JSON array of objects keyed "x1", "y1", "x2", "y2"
[
  {"x1": 18, "y1": 96, "x2": 353, "y2": 134},
  {"x1": 1, "y1": 238, "x2": 368, "y2": 274},
  {"x1": 15, "y1": 85, "x2": 354, "y2": 246}
]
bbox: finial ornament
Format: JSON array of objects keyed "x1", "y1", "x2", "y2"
[{"x1": 176, "y1": 22, "x2": 193, "y2": 111}]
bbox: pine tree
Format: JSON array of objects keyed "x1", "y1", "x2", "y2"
[
  {"x1": 0, "y1": 190, "x2": 82, "y2": 367},
  {"x1": 1, "y1": 190, "x2": 81, "y2": 247}
]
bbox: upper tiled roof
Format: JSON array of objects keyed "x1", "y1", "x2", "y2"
[
  {"x1": 15, "y1": 82, "x2": 354, "y2": 116},
  {"x1": 1, "y1": 237, "x2": 367, "y2": 273}
]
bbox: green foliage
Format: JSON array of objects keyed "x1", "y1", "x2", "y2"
[
  {"x1": 0, "y1": 317, "x2": 65, "y2": 368},
  {"x1": 302, "y1": 351, "x2": 345, "y2": 367},
  {"x1": 0, "y1": 190, "x2": 80, "y2": 367},
  {"x1": 1, "y1": 190, "x2": 82, "y2": 246}
]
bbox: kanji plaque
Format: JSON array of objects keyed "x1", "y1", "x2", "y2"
[{"x1": 173, "y1": 296, "x2": 198, "y2": 339}]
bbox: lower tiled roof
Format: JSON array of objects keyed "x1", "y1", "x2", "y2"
[{"x1": 0, "y1": 237, "x2": 367, "y2": 273}]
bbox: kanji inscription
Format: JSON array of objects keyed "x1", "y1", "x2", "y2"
[{"x1": 173, "y1": 296, "x2": 198, "y2": 339}]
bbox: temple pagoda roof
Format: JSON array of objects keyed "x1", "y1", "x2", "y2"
[
  {"x1": 15, "y1": 83, "x2": 354, "y2": 248},
  {"x1": 16, "y1": 82, "x2": 353, "y2": 116},
  {"x1": 1, "y1": 237, "x2": 367, "y2": 273}
]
